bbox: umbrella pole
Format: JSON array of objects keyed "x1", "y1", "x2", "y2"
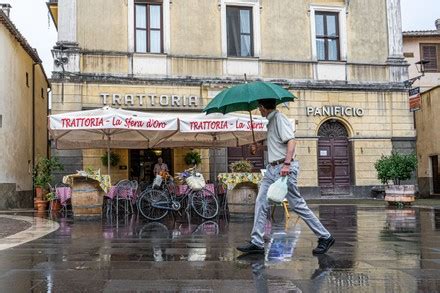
[
  {"x1": 107, "y1": 136, "x2": 111, "y2": 177},
  {"x1": 248, "y1": 110, "x2": 256, "y2": 143}
]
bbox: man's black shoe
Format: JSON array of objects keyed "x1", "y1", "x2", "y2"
[
  {"x1": 312, "y1": 236, "x2": 335, "y2": 255},
  {"x1": 237, "y1": 242, "x2": 265, "y2": 254}
]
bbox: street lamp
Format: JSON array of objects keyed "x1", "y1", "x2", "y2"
[
  {"x1": 54, "y1": 56, "x2": 68, "y2": 103},
  {"x1": 404, "y1": 59, "x2": 430, "y2": 87}
]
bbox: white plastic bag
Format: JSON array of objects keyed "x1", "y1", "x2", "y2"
[
  {"x1": 267, "y1": 176, "x2": 288, "y2": 203},
  {"x1": 186, "y1": 173, "x2": 206, "y2": 191},
  {"x1": 153, "y1": 175, "x2": 163, "y2": 188}
]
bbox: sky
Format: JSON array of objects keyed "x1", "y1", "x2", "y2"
[{"x1": 2, "y1": 0, "x2": 439, "y2": 74}]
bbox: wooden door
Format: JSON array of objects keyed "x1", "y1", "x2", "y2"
[
  {"x1": 318, "y1": 121, "x2": 351, "y2": 195},
  {"x1": 228, "y1": 143, "x2": 265, "y2": 171},
  {"x1": 431, "y1": 155, "x2": 440, "y2": 194}
]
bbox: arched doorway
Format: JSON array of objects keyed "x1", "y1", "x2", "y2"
[{"x1": 317, "y1": 120, "x2": 351, "y2": 195}]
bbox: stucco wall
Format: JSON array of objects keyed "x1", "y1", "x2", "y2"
[
  {"x1": 416, "y1": 86, "x2": 440, "y2": 196},
  {"x1": 347, "y1": 0, "x2": 389, "y2": 63},
  {"x1": 260, "y1": 0, "x2": 311, "y2": 60},
  {"x1": 76, "y1": 0, "x2": 128, "y2": 52},
  {"x1": 170, "y1": 0, "x2": 221, "y2": 56},
  {"x1": 0, "y1": 24, "x2": 48, "y2": 207},
  {"x1": 403, "y1": 37, "x2": 440, "y2": 92}
]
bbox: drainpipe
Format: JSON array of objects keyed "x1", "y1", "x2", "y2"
[
  {"x1": 47, "y1": 86, "x2": 52, "y2": 159},
  {"x1": 32, "y1": 62, "x2": 40, "y2": 196}
]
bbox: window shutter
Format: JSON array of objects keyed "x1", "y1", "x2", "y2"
[{"x1": 422, "y1": 45, "x2": 438, "y2": 71}]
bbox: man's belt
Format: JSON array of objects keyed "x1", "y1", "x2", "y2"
[{"x1": 270, "y1": 159, "x2": 286, "y2": 166}]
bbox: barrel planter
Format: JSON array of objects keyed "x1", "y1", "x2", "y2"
[
  {"x1": 226, "y1": 182, "x2": 258, "y2": 218},
  {"x1": 71, "y1": 177, "x2": 104, "y2": 218},
  {"x1": 384, "y1": 185, "x2": 415, "y2": 205}
]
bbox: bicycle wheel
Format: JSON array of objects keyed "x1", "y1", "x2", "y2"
[
  {"x1": 191, "y1": 188, "x2": 219, "y2": 219},
  {"x1": 138, "y1": 189, "x2": 169, "y2": 221}
]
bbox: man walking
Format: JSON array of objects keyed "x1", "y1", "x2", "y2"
[{"x1": 237, "y1": 99, "x2": 335, "y2": 255}]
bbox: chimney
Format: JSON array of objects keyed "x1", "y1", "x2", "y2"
[
  {"x1": 0, "y1": 3, "x2": 11, "y2": 17},
  {"x1": 436, "y1": 19, "x2": 440, "y2": 31}
]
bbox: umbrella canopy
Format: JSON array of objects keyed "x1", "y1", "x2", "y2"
[
  {"x1": 49, "y1": 106, "x2": 178, "y2": 150},
  {"x1": 152, "y1": 112, "x2": 268, "y2": 148},
  {"x1": 203, "y1": 81, "x2": 296, "y2": 114}
]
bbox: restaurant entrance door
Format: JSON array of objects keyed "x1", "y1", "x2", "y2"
[{"x1": 129, "y1": 149, "x2": 173, "y2": 183}]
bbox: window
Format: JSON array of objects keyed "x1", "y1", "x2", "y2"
[
  {"x1": 227, "y1": 6, "x2": 253, "y2": 57},
  {"x1": 41, "y1": 88, "x2": 45, "y2": 99},
  {"x1": 26, "y1": 72, "x2": 29, "y2": 87},
  {"x1": 135, "y1": 1, "x2": 163, "y2": 53},
  {"x1": 315, "y1": 12, "x2": 340, "y2": 61},
  {"x1": 421, "y1": 44, "x2": 439, "y2": 72}
]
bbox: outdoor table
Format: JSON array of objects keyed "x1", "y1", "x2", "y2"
[
  {"x1": 55, "y1": 187, "x2": 72, "y2": 206},
  {"x1": 62, "y1": 173, "x2": 111, "y2": 218},
  {"x1": 106, "y1": 185, "x2": 137, "y2": 203},
  {"x1": 218, "y1": 172, "x2": 262, "y2": 218}
]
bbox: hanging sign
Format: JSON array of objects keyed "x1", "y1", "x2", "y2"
[{"x1": 408, "y1": 87, "x2": 421, "y2": 112}]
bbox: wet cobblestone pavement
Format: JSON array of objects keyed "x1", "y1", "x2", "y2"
[{"x1": 0, "y1": 205, "x2": 440, "y2": 292}]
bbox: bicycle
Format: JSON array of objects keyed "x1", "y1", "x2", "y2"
[{"x1": 138, "y1": 174, "x2": 219, "y2": 221}]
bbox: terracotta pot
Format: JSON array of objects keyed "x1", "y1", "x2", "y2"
[
  {"x1": 34, "y1": 199, "x2": 48, "y2": 212},
  {"x1": 50, "y1": 200, "x2": 62, "y2": 212},
  {"x1": 35, "y1": 186, "x2": 44, "y2": 200}
]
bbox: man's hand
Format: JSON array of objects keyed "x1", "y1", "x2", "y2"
[{"x1": 280, "y1": 164, "x2": 290, "y2": 176}]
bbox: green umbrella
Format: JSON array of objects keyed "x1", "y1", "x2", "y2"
[
  {"x1": 203, "y1": 81, "x2": 296, "y2": 114},
  {"x1": 203, "y1": 81, "x2": 297, "y2": 148}
]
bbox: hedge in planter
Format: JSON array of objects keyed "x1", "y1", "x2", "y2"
[{"x1": 374, "y1": 152, "x2": 417, "y2": 204}]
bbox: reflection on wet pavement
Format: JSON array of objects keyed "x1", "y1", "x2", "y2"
[{"x1": 0, "y1": 206, "x2": 439, "y2": 292}]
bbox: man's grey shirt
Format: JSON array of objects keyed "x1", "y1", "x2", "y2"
[{"x1": 266, "y1": 110, "x2": 295, "y2": 163}]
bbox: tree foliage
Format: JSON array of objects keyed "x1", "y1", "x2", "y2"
[{"x1": 374, "y1": 152, "x2": 417, "y2": 185}]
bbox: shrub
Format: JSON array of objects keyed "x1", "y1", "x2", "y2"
[
  {"x1": 184, "y1": 151, "x2": 202, "y2": 165},
  {"x1": 33, "y1": 157, "x2": 64, "y2": 189},
  {"x1": 101, "y1": 151, "x2": 120, "y2": 167},
  {"x1": 374, "y1": 152, "x2": 417, "y2": 185}
]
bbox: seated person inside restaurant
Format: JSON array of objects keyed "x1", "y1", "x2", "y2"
[{"x1": 153, "y1": 157, "x2": 169, "y2": 176}]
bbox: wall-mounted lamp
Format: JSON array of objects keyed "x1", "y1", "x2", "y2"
[
  {"x1": 404, "y1": 59, "x2": 430, "y2": 88},
  {"x1": 54, "y1": 55, "x2": 68, "y2": 104}
]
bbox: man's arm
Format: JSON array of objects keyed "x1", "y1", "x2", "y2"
[
  {"x1": 285, "y1": 139, "x2": 296, "y2": 163},
  {"x1": 280, "y1": 139, "x2": 296, "y2": 176}
]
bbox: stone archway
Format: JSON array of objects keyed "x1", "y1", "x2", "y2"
[{"x1": 317, "y1": 120, "x2": 351, "y2": 195}]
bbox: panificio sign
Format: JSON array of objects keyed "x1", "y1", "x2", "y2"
[{"x1": 306, "y1": 106, "x2": 364, "y2": 117}]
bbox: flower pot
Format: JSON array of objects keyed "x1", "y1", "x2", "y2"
[
  {"x1": 50, "y1": 200, "x2": 62, "y2": 213},
  {"x1": 384, "y1": 185, "x2": 416, "y2": 205},
  {"x1": 35, "y1": 186, "x2": 44, "y2": 200},
  {"x1": 34, "y1": 199, "x2": 48, "y2": 213}
]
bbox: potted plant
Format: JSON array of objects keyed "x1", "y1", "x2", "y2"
[
  {"x1": 101, "y1": 151, "x2": 120, "y2": 167},
  {"x1": 33, "y1": 157, "x2": 64, "y2": 200},
  {"x1": 45, "y1": 192, "x2": 61, "y2": 213},
  {"x1": 374, "y1": 152, "x2": 417, "y2": 205},
  {"x1": 184, "y1": 151, "x2": 202, "y2": 166},
  {"x1": 229, "y1": 159, "x2": 253, "y2": 173}
]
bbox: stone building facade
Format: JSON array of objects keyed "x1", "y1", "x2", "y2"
[
  {"x1": 403, "y1": 19, "x2": 440, "y2": 92},
  {"x1": 48, "y1": 0, "x2": 414, "y2": 197},
  {"x1": 0, "y1": 6, "x2": 50, "y2": 208},
  {"x1": 416, "y1": 86, "x2": 440, "y2": 198}
]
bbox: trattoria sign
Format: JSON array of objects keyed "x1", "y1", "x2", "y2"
[
  {"x1": 100, "y1": 93, "x2": 200, "y2": 108},
  {"x1": 306, "y1": 106, "x2": 364, "y2": 117}
]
